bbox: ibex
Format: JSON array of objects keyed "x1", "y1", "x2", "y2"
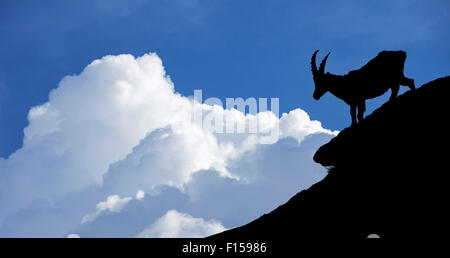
[{"x1": 311, "y1": 50, "x2": 415, "y2": 126}]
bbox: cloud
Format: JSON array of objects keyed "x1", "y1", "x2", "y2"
[
  {"x1": 67, "y1": 234, "x2": 80, "y2": 238},
  {"x1": 68, "y1": 134, "x2": 332, "y2": 237},
  {"x1": 0, "y1": 53, "x2": 180, "y2": 216},
  {"x1": 81, "y1": 194, "x2": 133, "y2": 223},
  {"x1": 0, "y1": 52, "x2": 336, "y2": 237},
  {"x1": 69, "y1": 186, "x2": 190, "y2": 238},
  {"x1": 136, "y1": 190, "x2": 145, "y2": 200},
  {"x1": 137, "y1": 210, "x2": 226, "y2": 238},
  {"x1": 280, "y1": 109, "x2": 338, "y2": 143}
]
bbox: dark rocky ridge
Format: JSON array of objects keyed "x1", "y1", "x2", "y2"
[{"x1": 210, "y1": 76, "x2": 449, "y2": 242}]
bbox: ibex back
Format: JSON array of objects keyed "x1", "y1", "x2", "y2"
[{"x1": 311, "y1": 50, "x2": 415, "y2": 126}]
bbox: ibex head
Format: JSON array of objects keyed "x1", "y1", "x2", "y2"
[{"x1": 311, "y1": 50, "x2": 331, "y2": 100}]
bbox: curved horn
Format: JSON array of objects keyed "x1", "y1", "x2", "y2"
[
  {"x1": 311, "y1": 50, "x2": 319, "y2": 76},
  {"x1": 319, "y1": 52, "x2": 330, "y2": 74}
]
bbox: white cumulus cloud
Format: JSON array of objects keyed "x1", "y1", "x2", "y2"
[
  {"x1": 137, "y1": 210, "x2": 226, "y2": 238},
  {"x1": 136, "y1": 190, "x2": 145, "y2": 200},
  {"x1": 82, "y1": 194, "x2": 132, "y2": 223},
  {"x1": 0, "y1": 53, "x2": 182, "y2": 216}
]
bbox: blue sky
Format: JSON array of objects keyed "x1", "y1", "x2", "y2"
[
  {"x1": 1, "y1": 0, "x2": 449, "y2": 157},
  {"x1": 0, "y1": 0, "x2": 448, "y2": 237}
]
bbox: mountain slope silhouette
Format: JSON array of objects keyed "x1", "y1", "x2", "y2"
[{"x1": 210, "y1": 76, "x2": 449, "y2": 242}]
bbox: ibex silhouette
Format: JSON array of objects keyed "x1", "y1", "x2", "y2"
[{"x1": 311, "y1": 50, "x2": 415, "y2": 126}]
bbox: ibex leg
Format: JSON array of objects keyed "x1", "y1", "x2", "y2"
[
  {"x1": 400, "y1": 76, "x2": 415, "y2": 91},
  {"x1": 357, "y1": 101, "x2": 366, "y2": 122},
  {"x1": 350, "y1": 105, "x2": 357, "y2": 126},
  {"x1": 389, "y1": 85, "x2": 399, "y2": 102}
]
